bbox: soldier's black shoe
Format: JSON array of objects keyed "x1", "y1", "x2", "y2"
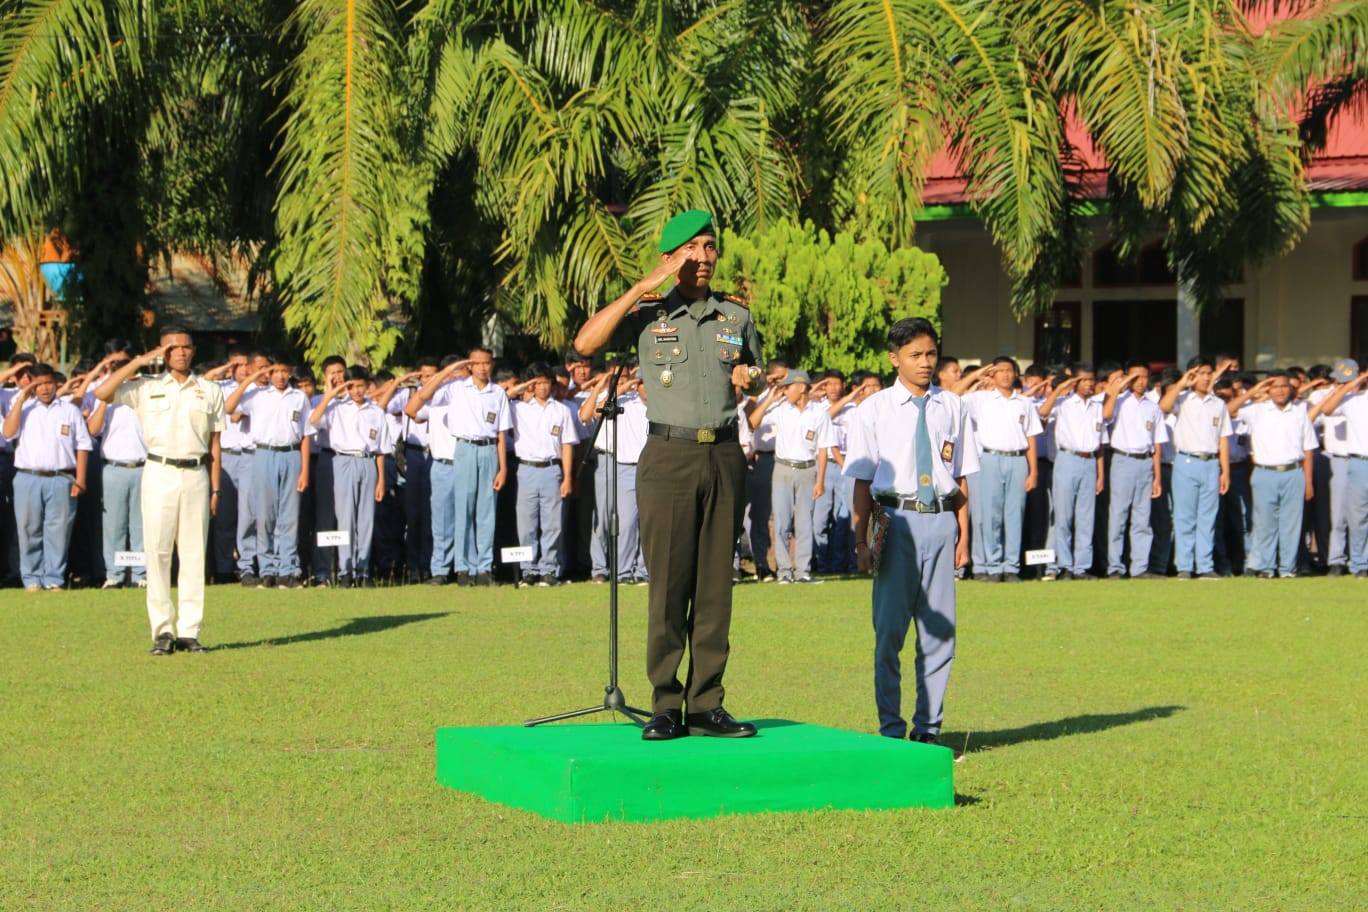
[
  {"x1": 685, "y1": 707, "x2": 756, "y2": 738},
  {"x1": 641, "y1": 710, "x2": 687, "y2": 741},
  {"x1": 175, "y1": 637, "x2": 206, "y2": 653},
  {"x1": 150, "y1": 634, "x2": 175, "y2": 656}
]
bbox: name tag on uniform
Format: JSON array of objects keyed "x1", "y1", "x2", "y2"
[
  {"x1": 654, "y1": 335, "x2": 678, "y2": 343},
  {"x1": 551, "y1": 425, "x2": 562, "y2": 437},
  {"x1": 149, "y1": 393, "x2": 166, "y2": 400},
  {"x1": 60, "y1": 424, "x2": 70, "y2": 436},
  {"x1": 941, "y1": 441, "x2": 955, "y2": 463},
  {"x1": 485, "y1": 411, "x2": 496, "y2": 424}
]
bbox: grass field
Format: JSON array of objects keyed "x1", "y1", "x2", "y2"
[{"x1": 1, "y1": 575, "x2": 1363, "y2": 911}]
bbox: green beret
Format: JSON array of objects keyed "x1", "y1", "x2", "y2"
[{"x1": 658, "y1": 209, "x2": 716, "y2": 253}]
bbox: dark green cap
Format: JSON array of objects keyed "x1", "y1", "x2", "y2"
[{"x1": 658, "y1": 209, "x2": 715, "y2": 253}]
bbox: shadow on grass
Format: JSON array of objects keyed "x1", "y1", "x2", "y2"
[
  {"x1": 942, "y1": 705, "x2": 1185, "y2": 755},
  {"x1": 213, "y1": 613, "x2": 451, "y2": 651}
]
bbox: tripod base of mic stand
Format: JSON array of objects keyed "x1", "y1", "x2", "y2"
[{"x1": 524, "y1": 685, "x2": 651, "y2": 727}]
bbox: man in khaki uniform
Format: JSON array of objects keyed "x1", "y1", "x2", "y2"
[
  {"x1": 576, "y1": 209, "x2": 768, "y2": 741},
  {"x1": 95, "y1": 326, "x2": 226, "y2": 655}
]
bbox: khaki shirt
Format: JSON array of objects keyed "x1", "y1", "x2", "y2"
[
  {"x1": 615, "y1": 288, "x2": 763, "y2": 429},
  {"x1": 115, "y1": 372, "x2": 227, "y2": 459}
]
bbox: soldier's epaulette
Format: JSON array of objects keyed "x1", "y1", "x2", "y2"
[
  {"x1": 631, "y1": 292, "x2": 665, "y2": 314},
  {"x1": 721, "y1": 292, "x2": 749, "y2": 309}
]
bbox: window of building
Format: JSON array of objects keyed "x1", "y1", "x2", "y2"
[
  {"x1": 1093, "y1": 241, "x2": 1176, "y2": 287},
  {"x1": 1199, "y1": 299, "x2": 1244, "y2": 365},
  {"x1": 1033, "y1": 302, "x2": 1081, "y2": 366},
  {"x1": 1092, "y1": 300, "x2": 1177, "y2": 367},
  {"x1": 1353, "y1": 297, "x2": 1368, "y2": 364},
  {"x1": 1354, "y1": 238, "x2": 1368, "y2": 281}
]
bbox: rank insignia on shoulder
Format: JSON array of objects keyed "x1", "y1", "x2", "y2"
[{"x1": 721, "y1": 292, "x2": 749, "y2": 308}]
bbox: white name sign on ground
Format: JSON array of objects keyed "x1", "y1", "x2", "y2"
[
  {"x1": 114, "y1": 551, "x2": 146, "y2": 567},
  {"x1": 1024, "y1": 549, "x2": 1056, "y2": 566},
  {"x1": 501, "y1": 546, "x2": 534, "y2": 564},
  {"x1": 316, "y1": 530, "x2": 350, "y2": 547}
]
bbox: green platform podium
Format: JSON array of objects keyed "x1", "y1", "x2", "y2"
[{"x1": 435, "y1": 719, "x2": 953, "y2": 823}]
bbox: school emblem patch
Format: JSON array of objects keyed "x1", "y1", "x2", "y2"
[{"x1": 941, "y1": 441, "x2": 955, "y2": 463}]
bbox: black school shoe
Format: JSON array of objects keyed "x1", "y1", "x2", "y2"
[{"x1": 150, "y1": 634, "x2": 175, "y2": 656}]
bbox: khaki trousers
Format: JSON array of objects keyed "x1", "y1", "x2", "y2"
[{"x1": 141, "y1": 461, "x2": 210, "y2": 639}]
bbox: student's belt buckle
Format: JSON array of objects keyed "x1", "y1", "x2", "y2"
[{"x1": 696, "y1": 428, "x2": 715, "y2": 443}]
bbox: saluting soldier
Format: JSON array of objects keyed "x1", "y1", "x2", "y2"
[
  {"x1": 575, "y1": 209, "x2": 769, "y2": 741},
  {"x1": 93, "y1": 327, "x2": 225, "y2": 655}
]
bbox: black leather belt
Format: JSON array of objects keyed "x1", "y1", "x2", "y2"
[
  {"x1": 776, "y1": 457, "x2": 816, "y2": 469},
  {"x1": 432, "y1": 457, "x2": 454, "y2": 465},
  {"x1": 333, "y1": 450, "x2": 371, "y2": 458},
  {"x1": 17, "y1": 468, "x2": 74, "y2": 478},
  {"x1": 105, "y1": 459, "x2": 146, "y2": 469},
  {"x1": 1179, "y1": 451, "x2": 1217, "y2": 461},
  {"x1": 1256, "y1": 462, "x2": 1300, "y2": 472},
  {"x1": 1115, "y1": 450, "x2": 1152, "y2": 460},
  {"x1": 147, "y1": 453, "x2": 208, "y2": 469},
  {"x1": 877, "y1": 493, "x2": 956, "y2": 514},
  {"x1": 648, "y1": 422, "x2": 736, "y2": 444},
  {"x1": 258, "y1": 444, "x2": 300, "y2": 453},
  {"x1": 1350, "y1": 454, "x2": 1368, "y2": 460},
  {"x1": 983, "y1": 448, "x2": 1027, "y2": 457},
  {"x1": 456, "y1": 437, "x2": 495, "y2": 447},
  {"x1": 1060, "y1": 447, "x2": 1099, "y2": 459},
  {"x1": 520, "y1": 458, "x2": 557, "y2": 468},
  {"x1": 223, "y1": 448, "x2": 247, "y2": 456}
]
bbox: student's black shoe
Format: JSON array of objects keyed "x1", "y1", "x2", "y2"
[
  {"x1": 175, "y1": 637, "x2": 206, "y2": 653},
  {"x1": 909, "y1": 731, "x2": 940, "y2": 745},
  {"x1": 426, "y1": 575, "x2": 448, "y2": 586},
  {"x1": 258, "y1": 575, "x2": 276, "y2": 589},
  {"x1": 150, "y1": 634, "x2": 175, "y2": 656},
  {"x1": 475, "y1": 572, "x2": 493, "y2": 587},
  {"x1": 278, "y1": 575, "x2": 304, "y2": 589},
  {"x1": 240, "y1": 572, "x2": 259, "y2": 588}
]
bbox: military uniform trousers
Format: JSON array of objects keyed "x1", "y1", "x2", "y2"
[
  {"x1": 638, "y1": 435, "x2": 746, "y2": 714},
  {"x1": 14, "y1": 471, "x2": 76, "y2": 589},
  {"x1": 1050, "y1": 451, "x2": 1096, "y2": 576},
  {"x1": 771, "y1": 461, "x2": 817, "y2": 579},
  {"x1": 1108, "y1": 455, "x2": 1155, "y2": 577},
  {"x1": 428, "y1": 457, "x2": 456, "y2": 578},
  {"x1": 454, "y1": 441, "x2": 499, "y2": 575},
  {"x1": 515, "y1": 462, "x2": 564, "y2": 579},
  {"x1": 873, "y1": 508, "x2": 957, "y2": 739},
  {"x1": 253, "y1": 448, "x2": 303, "y2": 578},
  {"x1": 1171, "y1": 455, "x2": 1220, "y2": 575},
  {"x1": 745, "y1": 451, "x2": 775, "y2": 576},
  {"x1": 591, "y1": 457, "x2": 645, "y2": 582},
  {"x1": 333, "y1": 454, "x2": 378, "y2": 578},
  {"x1": 101, "y1": 462, "x2": 145, "y2": 584},
  {"x1": 1250, "y1": 465, "x2": 1305, "y2": 577},
  {"x1": 142, "y1": 460, "x2": 209, "y2": 639},
  {"x1": 972, "y1": 452, "x2": 1027, "y2": 575}
]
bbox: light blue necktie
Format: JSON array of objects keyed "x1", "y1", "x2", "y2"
[{"x1": 912, "y1": 395, "x2": 935, "y2": 505}]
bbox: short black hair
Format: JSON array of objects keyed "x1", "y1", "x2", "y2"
[
  {"x1": 1123, "y1": 359, "x2": 1149, "y2": 373},
  {"x1": 291, "y1": 366, "x2": 315, "y2": 384},
  {"x1": 344, "y1": 364, "x2": 371, "y2": 383},
  {"x1": 158, "y1": 324, "x2": 192, "y2": 341},
  {"x1": 267, "y1": 351, "x2": 290, "y2": 367},
  {"x1": 11, "y1": 352, "x2": 36, "y2": 367},
  {"x1": 416, "y1": 355, "x2": 440, "y2": 370},
  {"x1": 1023, "y1": 362, "x2": 1048, "y2": 380},
  {"x1": 887, "y1": 317, "x2": 939, "y2": 352},
  {"x1": 1097, "y1": 360, "x2": 1122, "y2": 378},
  {"x1": 320, "y1": 355, "x2": 346, "y2": 371},
  {"x1": 1072, "y1": 361, "x2": 1094, "y2": 376},
  {"x1": 28, "y1": 362, "x2": 55, "y2": 380},
  {"x1": 104, "y1": 338, "x2": 132, "y2": 356},
  {"x1": 1186, "y1": 355, "x2": 1213, "y2": 371},
  {"x1": 524, "y1": 361, "x2": 553, "y2": 382}
]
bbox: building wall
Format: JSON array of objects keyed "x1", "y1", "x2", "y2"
[{"x1": 918, "y1": 207, "x2": 1368, "y2": 369}]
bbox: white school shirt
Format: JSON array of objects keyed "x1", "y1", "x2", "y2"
[
  {"x1": 1228, "y1": 413, "x2": 1251, "y2": 461},
  {"x1": 1326, "y1": 391, "x2": 1368, "y2": 456},
  {"x1": 770, "y1": 399, "x2": 836, "y2": 462},
  {"x1": 219, "y1": 381, "x2": 259, "y2": 451},
  {"x1": 318, "y1": 398, "x2": 392, "y2": 455},
  {"x1": 237, "y1": 385, "x2": 314, "y2": 447},
  {"x1": 1107, "y1": 392, "x2": 1169, "y2": 454},
  {"x1": 1239, "y1": 400, "x2": 1318, "y2": 466},
  {"x1": 427, "y1": 406, "x2": 455, "y2": 461},
  {"x1": 1170, "y1": 390, "x2": 1233, "y2": 455},
  {"x1": 1309, "y1": 388, "x2": 1350, "y2": 457},
  {"x1": 10, "y1": 397, "x2": 92, "y2": 469},
  {"x1": 1052, "y1": 394, "x2": 1105, "y2": 453},
  {"x1": 592, "y1": 390, "x2": 650, "y2": 463},
  {"x1": 1028, "y1": 392, "x2": 1057, "y2": 460},
  {"x1": 387, "y1": 387, "x2": 430, "y2": 449},
  {"x1": 843, "y1": 383, "x2": 980, "y2": 497},
  {"x1": 748, "y1": 389, "x2": 778, "y2": 454},
  {"x1": 89, "y1": 398, "x2": 147, "y2": 463},
  {"x1": 962, "y1": 388, "x2": 1043, "y2": 451},
  {"x1": 512, "y1": 398, "x2": 579, "y2": 462},
  {"x1": 434, "y1": 378, "x2": 512, "y2": 441}
]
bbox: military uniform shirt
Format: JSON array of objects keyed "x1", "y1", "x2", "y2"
[
  {"x1": 1239, "y1": 400, "x2": 1318, "y2": 465},
  {"x1": 512, "y1": 398, "x2": 579, "y2": 462},
  {"x1": 10, "y1": 397, "x2": 92, "y2": 469},
  {"x1": 613, "y1": 287, "x2": 762, "y2": 429},
  {"x1": 236, "y1": 385, "x2": 313, "y2": 447},
  {"x1": 843, "y1": 384, "x2": 980, "y2": 497},
  {"x1": 1170, "y1": 390, "x2": 1232, "y2": 455},
  {"x1": 114, "y1": 372, "x2": 226, "y2": 459}
]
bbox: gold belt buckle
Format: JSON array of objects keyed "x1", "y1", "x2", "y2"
[{"x1": 696, "y1": 428, "x2": 715, "y2": 443}]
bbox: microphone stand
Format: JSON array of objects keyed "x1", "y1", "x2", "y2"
[{"x1": 526, "y1": 356, "x2": 649, "y2": 726}]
